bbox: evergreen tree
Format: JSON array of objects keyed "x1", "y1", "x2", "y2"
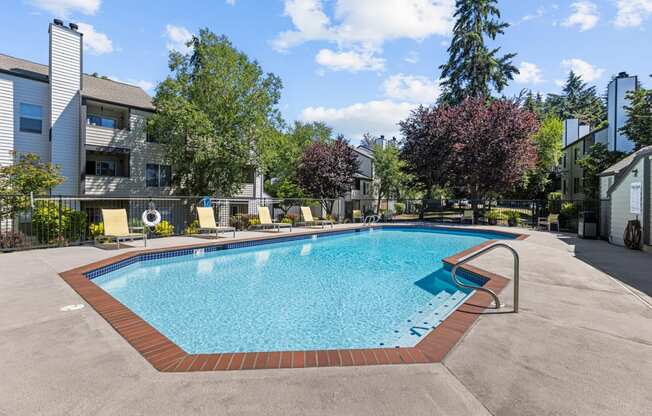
[
  {"x1": 523, "y1": 90, "x2": 546, "y2": 121},
  {"x1": 439, "y1": 0, "x2": 518, "y2": 105},
  {"x1": 545, "y1": 71, "x2": 605, "y2": 127}
]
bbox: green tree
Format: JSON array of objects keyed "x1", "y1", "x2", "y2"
[
  {"x1": 620, "y1": 87, "x2": 652, "y2": 150},
  {"x1": 261, "y1": 121, "x2": 333, "y2": 195},
  {"x1": 0, "y1": 153, "x2": 64, "y2": 216},
  {"x1": 523, "y1": 90, "x2": 546, "y2": 121},
  {"x1": 149, "y1": 29, "x2": 283, "y2": 195},
  {"x1": 523, "y1": 116, "x2": 564, "y2": 197},
  {"x1": 372, "y1": 143, "x2": 408, "y2": 214},
  {"x1": 577, "y1": 143, "x2": 626, "y2": 199},
  {"x1": 545, "y1": 71, "x2": 605, "y2": 126},
  {"x1": 439, "y1": 0, "x2": 518, "y2": 105}
]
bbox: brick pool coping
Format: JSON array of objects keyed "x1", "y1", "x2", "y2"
[{"x1": 59, "y1": 224, "x2": 528, "y2": 372}]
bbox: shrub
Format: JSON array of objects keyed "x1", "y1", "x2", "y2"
[
  {"x1": 504, "y1": 210, "x2": 521, "y2": 226},
  {"x1": 154, "y1": 220, "x2": 174, "y2": 237},
  {"x1": 395, "y1": 202, "x2": 405, "y2": 215},
  {"x1": 0, "y1": 231, "x2": 29, "y2": 250},
  {"x1": 230, "y1": 214, "x2": 258, "y2": 230},
  {"x1": 184, "y1": 220, "x2": 199, "y2": 236},
  {"x1": 281, "y1": 213, "x2": 298, "y2": 225},
  {"x1": 559, "y1": 202, "x2": 578, "y2": 229},
  {"x1": 486, "y1": 210, "x2": 506, "y2": 224},
  {"x1": 89, "y1": 222, "x2": 104, "y2": 238},
  {"x1": 31, "y1": 201, "x2": 87, "y2": 244},
  {"x1": 547, "y1": 192, "x2": 562, "y2": 214}
]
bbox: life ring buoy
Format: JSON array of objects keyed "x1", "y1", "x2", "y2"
[{"x1": 142, "y1": 209, "x2": 162, "y2": 227}]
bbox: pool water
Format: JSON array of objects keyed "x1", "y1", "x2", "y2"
[{"x1": 93, "y1": 228, "x2": 509, "y2": 353}]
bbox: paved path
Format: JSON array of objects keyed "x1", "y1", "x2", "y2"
[{"x1": 1, "y1": 225, "x2": 650, "y2": 415}]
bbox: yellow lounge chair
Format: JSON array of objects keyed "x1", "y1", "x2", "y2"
[
  {"x1": 352, "y1": 209, "x2": 362, "y2": 223},
  {"x1": 301, "y1": 206, "x2": 334, "y2": 229},
  {"x1": 254, "y1": 206, "x2": 292, "y2": 232},
  {"x1": 196, "y1": 206, "x2": 236, "y2": 238},
  {"x1": 99, "y1": 209, "x2": 146, "y2": 248},
  {"x1": 538, "y1": 214, "x2": 560, "y2": 231}
]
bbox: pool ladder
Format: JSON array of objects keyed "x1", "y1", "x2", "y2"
[
  {"x1": 363, "y1": 215, "x2": 380, "y2": 225},
  {"x1": 450, "y1": 243, "x2": 520, "y2": 313}
]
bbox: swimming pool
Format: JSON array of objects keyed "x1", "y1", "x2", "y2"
[{"x1": 90, "y1": 227, "x2": 512, "y2": 354}]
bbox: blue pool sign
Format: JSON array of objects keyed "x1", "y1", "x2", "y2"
[{"x1": 201, "y1": 197, "x2": 211, "y2": 208}]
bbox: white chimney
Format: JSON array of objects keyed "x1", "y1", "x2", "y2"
[
  {"x1": 49, "y1": 20, "x2": 82, "y2": 195},
  {"x1": 562, "y1": 119, "x2": 590, "y2": 147}
]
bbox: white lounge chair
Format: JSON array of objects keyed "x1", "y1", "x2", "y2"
[
  {"x1": 300, "y1": 206, "x2": 334, "y2": 228},
  {"x1": 196, "y1": 206, "x2": 236, "y2": 238},
  {"x1": 253, "y1": 206, "x2": 292, "y2": 232},
  {"x1": 98, "y1": 209, "x2": 146, "y2": 248}
]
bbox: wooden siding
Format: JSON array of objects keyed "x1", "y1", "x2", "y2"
[
  {"x1": 0, "y1": 73, "x2": 51, "y2": 165},
  {"x1": 0, "y1": 77, "x2": 14, "y2": 167},
  {"x1": 49, "y1": 24, "x2": 82, "y2": 195},
  {"x1": 609, "y1": 157, "x2": 646, "y2": 245}
]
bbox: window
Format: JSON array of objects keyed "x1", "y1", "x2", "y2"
[
  {"x1": 562, "y1": 155, "x2": 567, "y2": 168},
  {"x1": 146, "y1": 163, "x2": 172, "y2": 187},
  {"x1": 362, "y1": 181, "x2": 370, "y2": 195},
  {"x1": 85, "y1": 160, "x2": 117, "y2": 176},
  {"x1": 574, "y1": 148, "x2": 580, "y2": 162},
  {"x1": 87, "y1": 114, "x2": 117, "y2": 129},
  {"x1": 573, "y1": 178, "x2": 581, "y2": 194},
  {"x1": 19, "y1": 103, "x2": 43, "y2": 134},
  {"x1": 242, "y1": 167, "x2": 255, "y2": 183},
  {"x1": 562, "y1": 180, "x2": 566, "y2": 194}
]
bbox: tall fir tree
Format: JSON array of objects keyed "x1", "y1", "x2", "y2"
[
  {"x1": 545, "y1": 71, "x2": 606, "y2": 127},
  {"x1": 439, "y1": 0, "x2": 518, "y2": 105}
]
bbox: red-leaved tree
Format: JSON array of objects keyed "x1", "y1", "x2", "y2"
[
  {"x1": 401, "y1": 97, "x2": 538, "y2": 205},
  {"x1": 296, "y1": 136, "x2": 359, "y2": 215}
]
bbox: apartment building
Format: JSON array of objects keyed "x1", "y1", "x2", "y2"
[
  {"x1": 560, "y1": 74, "x2": 638, "y2": 201},
  {"x1": 0, "y1": 20, "x2": 264, "y2": 205}
]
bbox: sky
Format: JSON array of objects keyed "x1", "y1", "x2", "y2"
[{"x1": 2, "y1": 0, "x2": 652, "y2": 143}]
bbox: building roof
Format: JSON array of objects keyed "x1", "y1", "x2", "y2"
[
  {"x1": 0, "y1": 53, "x2": 154, "y2": 111},
  {"x1": 600, "y1": 145, "x2": 652, "y2": 176}
]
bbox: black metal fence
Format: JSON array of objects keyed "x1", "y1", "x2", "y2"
[{"x1": 0, "y1": 194, "x2": 602, "y2": 252}]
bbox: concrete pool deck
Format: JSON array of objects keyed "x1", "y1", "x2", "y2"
[{"x1": 1, "y1": 224, "x2": 651, "y2": 415}]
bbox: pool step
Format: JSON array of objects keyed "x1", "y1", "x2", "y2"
[{"x1": 379, "y1": 290, "x2": 468, "y2": 348}]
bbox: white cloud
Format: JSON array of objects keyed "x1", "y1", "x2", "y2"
[
  {"x1": 109, "y1": 76, "x2": 155, "y2": 93},
  {"x1": 165, "y1": 24, "x2": 193, "y2": 53},
  {"x1": 27, "y1": 0, "x2": 101, "y2": 16},
  {"x1": 522, "y1": 6, "x2": 545, "y2": 22},
  {"x1": 315, "y1": 48, "x2": 384, "y2": 72},
  {"x1": 77, "y1": 22, "x2": 113, "y2": 55},
  {"x1": 561, "y1": 58, "x2": 604, "y2": 82},
  {"x1": 404, "y1": 50, "x2": 419, "y2": 64},
  {"x1": 226, "y1": 0, "x2": 236, "y2": 4},
  {"x1": 561, "y1": 1, "x2": 599, "y2": 31},
  {"x1": 382, "y1": 74, "x2": 440, "y2": 104},
  {"x1": 514, "y1": 62, "x2": 544, "y2": 84},
  {"x1": 614, "y1": 0, "x2": 652, "y2": 27},
  {"x1": 301, "y1": 100, "x2": 416, "y2": 141},
  {"x1": 273, "y1": 0, "x2": 454, "y2": 50}
]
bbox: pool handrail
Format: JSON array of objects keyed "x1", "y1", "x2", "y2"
[{"x1": 450, "y1": 242, "x2": 520, "y2": 313}]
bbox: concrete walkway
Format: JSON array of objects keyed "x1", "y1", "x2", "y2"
[{"x1": 0, "y1": 225, "x2": 650, "y2": 415}]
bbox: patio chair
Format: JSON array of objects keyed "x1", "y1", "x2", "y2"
[
  {"x1": 99, "y1": 209, "x2": 146, "y2": 248},
  {"x1": 352, "y1": 209, "x2": 362, "y2": 223},
  {"x1": 300, "y1": 206, "x2": 334, "y2": 229},
  {"x1": 253, "y1": 206, "x2": 292, "y2": 232},
  {"x1": 538, "y1": 214, "x2": 560, "y2": 231},
  {"x1": 196, "y1": 206, "x2": 236, "y2": 238},
  {"x1": 462, "y1": 210, "x2": 474, "y2": 224}
]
